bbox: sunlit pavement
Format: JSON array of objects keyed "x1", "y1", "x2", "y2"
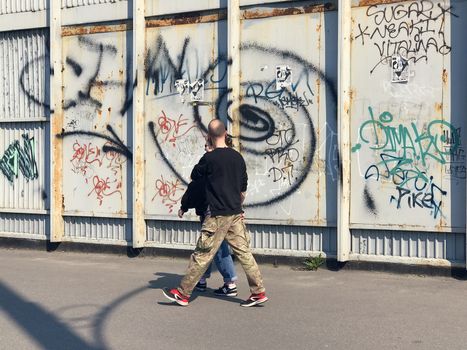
[{"x1": 0, "y1": 248, "x2": 466, "y2": 350}]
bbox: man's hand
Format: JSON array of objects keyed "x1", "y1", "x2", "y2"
[
  {"x1": 240, "y1": 192, "x2": 246, "y2": 204},
  {"x1": 178, "y1": 209, "x2": 185, "y2": 218}
]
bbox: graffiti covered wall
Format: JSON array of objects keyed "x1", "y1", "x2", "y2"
[
  {"x1": 350, "y1": 0, "x2": 466, "y2": 232},
  {"x1": 0, "y1": 0, "x2": 465, "y2": 264},
  {"x1": 144, "y1": 10, "x2": 338, "y2": 226},
  {"x1": 61, "y1": 29, "x2": 132, "y2": 216}
]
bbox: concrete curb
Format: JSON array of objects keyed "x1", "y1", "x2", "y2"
[{"x1": 0, "y1": 237, "x2": 465, "y2": 279}]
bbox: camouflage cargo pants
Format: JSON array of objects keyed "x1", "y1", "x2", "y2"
[{"x1": 178, "y1": 214, "x2": 265, "y2": 297}]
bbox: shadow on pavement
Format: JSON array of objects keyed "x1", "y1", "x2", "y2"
[{"x1": 0, "y1": 281, "x2": 97, "y2": 350}]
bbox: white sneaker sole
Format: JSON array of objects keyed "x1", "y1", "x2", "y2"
[
  {"x1": 214, "y1": 291, "x2": 238, "y2": 297},
  {"x1": 162, "y1": 288, "x2": 189, "y2": 306},
  {"x1": 240, "y1": 296, "x2": 268, "y2": 307}
]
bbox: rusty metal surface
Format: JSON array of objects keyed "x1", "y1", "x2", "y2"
[
  {"x1": 61, "y1": 30, "x2": 131, "y2": 216},
  {"x1": 242, "y1": 2, "x2": 337, "y2": 20},
  {"x1": 146, "y1": 11, "x2": 227, "y2": 28},
  {"x1": 62, "y1": 22, "x2": 131, "y2": 37},
  {"x1": 355, "y1": 0, "x2": 406, "y2": 7}
]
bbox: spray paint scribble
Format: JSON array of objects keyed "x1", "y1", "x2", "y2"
[{"x1": 0, "y1": 134, "x2": 39, "y2": 183}]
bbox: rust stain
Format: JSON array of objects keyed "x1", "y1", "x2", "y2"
[
  {"x1": 146, "y1": 11, "x2": 227, "y2": 28},
  {"x1": 61, "y1": 194, "x2": 65, "y2": 212},
  {"x1": 434, "y1": 102, "x2": 443, "y2": 113},
  {"x1": 357, "y1": 0, "x2": 404, "y2": 7},
  {"x1": 442, "y1": 69, "x2": 448, "y2": 85},
  {"x1": 62, "y1": 22, "x2": 131, "y2": 37},
  {"x1": 242, "y1": 3, "x2": 337, "y2": 20},
  {"x1": 344, "y1": 101, "x2": 350, "y2": 115},
  {"x1": 315, "y1": 78, "x2": 321, "y2": 105}
]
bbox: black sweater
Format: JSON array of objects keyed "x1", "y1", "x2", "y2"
[{"x1": 191, "y1": 147, "x2": 247, "y2": 216}]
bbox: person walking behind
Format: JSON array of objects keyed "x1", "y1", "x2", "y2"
[
  {"x1": 178, "y1": 137, "x2": 238, "y2": 297},
  {"x1": 162, "y1": 119, "x2": 267, "y2": 307}
]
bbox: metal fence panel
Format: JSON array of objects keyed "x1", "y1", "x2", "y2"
[
  {"x1": 143, "y1": 7, "x2": 339, "y2": 227},
  {"x1": 61, "y1": 27, "x2": 131, "y2": 217},
  {"x1": 0, "y1": 29, "x2": 48, "y2": 121},
  {"x1": 144, "y1": 17, "x2": 223, "y2": 219},
  {"x1": 0, "y1": 0, "x2": 464, "y2": 265},
  {"x1": 351, "y1": 229, "x2": 465, "y2": 264},
  {"x1": 146, "y1": 219, "x2": 337, "y2": 256},
  {"x1": 239, "y1": 7, "x2": 338, "y2": 225},
  {"x1": 0, "y1": 212, "x2": 48, "y2": 237},
  {"x1": 0, "y1": 0, "x2": 46, "y2": 15},
  {"x1": 349, "y1": 0, "x2": 467, "y2": 232},
  {"x1": 61, "y1": 0, "x2": 126, "y2": 9},
  {"x1": 0, "y1": 122, "x2": 48, "y2": 210},
  {"x1": 64, "y1": 216, "x2": 130, "y2": 242}
]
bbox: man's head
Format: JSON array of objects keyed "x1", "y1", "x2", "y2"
[{"x1": 208, "y1": 119, "x2": 227, "y2": 141}]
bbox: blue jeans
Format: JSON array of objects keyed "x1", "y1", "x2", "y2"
[{"x1": 203, "y1": 240, "x2": 238, "y2": 283}]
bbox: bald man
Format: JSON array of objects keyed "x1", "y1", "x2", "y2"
[{"x1": 163, "y1": 119, "x2": 267, "y2": 307}]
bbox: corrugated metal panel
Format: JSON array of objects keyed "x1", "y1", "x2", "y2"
[
  {"x1": 146, "y1": 220, "x2": 337, "y2": 256},
  {"x1": 0, "y1": 122, "x2": 48, "y2": 210},
  {"x1": 351, "y1": 229, "x2": 465, "y2": 263},
  {"x1": 61, "y1": 0, "x2": 126, "y2": 9},
  {"x1": 0, "y1": 213, "x2": 47, "y2": 237},
  {"x1": 0, "y1": 29, "x2": 48, "y2": 120},
  {"x1": 64, "y1": 216, "x2": 131, "y2": 242},
  {"x1": 0, "y1": 0, "x2": 46, "y2": 15}
]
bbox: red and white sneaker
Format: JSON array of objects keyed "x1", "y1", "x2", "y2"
[
  {"x1": 240, "y1": 292, "x2": 268, "y2": 307},
  {"x1": 162, "y1": 288, "x2": 189, "y2": 306}
]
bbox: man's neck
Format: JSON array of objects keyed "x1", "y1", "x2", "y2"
[{"x1": 213, "y1": 138, "x2": 227, "y2": 149}]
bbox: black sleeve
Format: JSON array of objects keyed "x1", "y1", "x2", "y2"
[
  {"x1": 191, "y1": 154, "x2": 208, "y2": 181},
  {"x1": 240, "y1": 156, "x2": 248, "y2": 192},
  {"x1": 180, "y1": 184, "x2": 193, "y2": 212}
]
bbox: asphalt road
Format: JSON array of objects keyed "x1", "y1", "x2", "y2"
[{"x1": 0, "y1": 248, "x2": 466, "y2": 350}]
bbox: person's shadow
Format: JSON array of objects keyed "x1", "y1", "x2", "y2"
[{"x1": 148, "y1": 272, "x2": 245, "y2": 305}]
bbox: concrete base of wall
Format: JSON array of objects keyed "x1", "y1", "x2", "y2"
[{"x1": 0, "y1": 237, "x2": 465, "y2": 279}]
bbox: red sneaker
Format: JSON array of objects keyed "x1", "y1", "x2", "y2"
[
  {"x1": 240, "y1": 292, "x2": 268, "y2": 307},
  {"x1": 162, "y1": 288, "x2": 189, "y2": 306}
]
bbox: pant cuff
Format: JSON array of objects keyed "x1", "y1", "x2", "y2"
[{"x1": 223, "y1": 276, "x2": 238, "y2": 283}]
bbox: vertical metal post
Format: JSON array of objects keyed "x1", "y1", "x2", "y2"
[
  {"x1": 132, "y1": 0, "x2": 146, "y2": 248},
  {"x1": 337, "y1": 0, "x2": 352, "y2": 261},
  {"x1": 228, "y1": 0, "x2": 241, "y2": 149},
  {"x1": 50, "y1": 0, "x2": 64, "y2": 242}
]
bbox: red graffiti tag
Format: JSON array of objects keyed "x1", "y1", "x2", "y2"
[
  {"x1": 151, "y1": 175, "x2": 185, "y2": 213},
  {"x1": 70, "y1": 141, "x2": 104, "y2": 175},
  {"x1": 87, "y1": 175, "x2": 122, "y2": 206},
  {"x1": 157, "y1": 110, "x2": 197, "y2": 146}
]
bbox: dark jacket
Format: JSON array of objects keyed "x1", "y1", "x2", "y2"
[{"x1": 180, "y1": 177, "x2": 208, "y2": 216}]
